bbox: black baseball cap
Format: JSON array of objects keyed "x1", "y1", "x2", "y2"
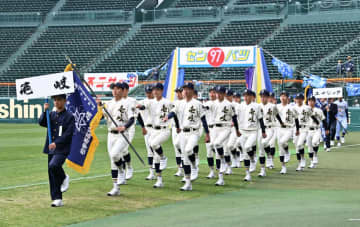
[
  {"x1": 269, "y1": 92, "x2": 275, "y2": 97},
  {"x1": 215, "y1": 86, "x2": 226, "y2": 94},
  {"x1": 226, "y1": 89, "x2": 234, "y2": 96},
  {"x1": 122, "y1": 82, "x2": 129, "y2": 90},
  {"x1": 182, "y1": 83, "x2": 195, "y2": 90},
  {"x1": 144, "y1": 84, "x2": 153, "y2": 93},
  {"x1": 209, "y1": 86, "x2": 216, "y2": 92},
  {"x1": 308, "y1": 95, "x2": 316, "y2": 101},
  {"x1": 174, "y1": 86, "x2": 183, "y2": 92},
  {"x1": 234, "y1": 92, "x2": 241, "y2": 98},
  {"x1": 110, "y1": 82, "x2": 122, "y2": 89},
  {"x1": 243, "y1": 89, "x2": 253, "y2": 96},
  {"x1": 260, "y1": 89, "x2": 270, "y2": 97},
  {"x1": 295, "y1": 93, "x2": 304, "y2": 99},
  {"x1": 153, "y1": 82, "x2": 164, "y2": 90},
  {"x1": 280, "y1": 91, "x2": 289, "y2": 97},
  {"x1": 51, "y1": 94, "x2": 66, "y2": 100}
]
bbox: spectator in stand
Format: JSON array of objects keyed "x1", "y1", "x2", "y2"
[
  {"x1": 353, "y1": 99, "x2": 360, "y2": 107},
  {"x1": 336, "y1": 60, "x2": 344, "y2": 77},
  {"x1": 345, "y1": 56, "x2": 354, "y2": 78}
]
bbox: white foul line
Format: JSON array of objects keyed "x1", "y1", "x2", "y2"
[{"x1": 0, "y1": 166, "x2": 177, "y2": 191}]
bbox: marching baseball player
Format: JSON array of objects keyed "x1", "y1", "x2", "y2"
[
  {"x1": 237, "y1": 89, "x2": 266, "y2": 181},
  {"x1": 206, "y1": 86, "x2": 240, "y2": 186},
  {"x1": 137, "y1": 83, "x2": 171, "y2": 188},
  {"x1": 258, "y1": 89, "x2": 283, "y2": 177},
  {"x1": 165, "y1": 82, "x2": 210, "y2": 191},
  {"x1": 121, "y1": 82, "x2": 137, "y2": 180},
  {"x1": 228, "y1": 92, "x2": 242, "y2": 169},
  {"x1": 293, "y1": 93, "x2": 312, "y2": 171},
  {"x1": 193, "y1": 89, "x2": 202, "y2": 167},
  {"x1": 266, "y1": 91, "x2": 278, "y2": 169},
  {"x1": 172, "y1": 87, "x2": 184, "y2": 177},
  {"x1": 334, "y1": 97, "x2": 349, "y2": 146},
  {"x1": 204, "y1": 87, "x2": 217, "y2": 179},
  {"x1": 137, "y1": 84, "x2": 156, "y2": 180},
  {"x1": 277, "y1": 91, "x2": 300, "y2": 174},
  {"x1": 224, "y1": 89, "x2": 235, "y2": 174},
  {"x1": 307, "y1": 96, "x2": 327, "y2": 168},
  {"x1": 322, "y1": 98, "x2": 338, "y2": 152},
  {"x1": 100, "y1": 82, "x2": 136, "y2": 196}
]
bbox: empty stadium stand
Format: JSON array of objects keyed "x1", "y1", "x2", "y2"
[
  {"x1": 61, "y1": 0, "x2": 142, "y2": 11},
  {"x1": 174, "y1": 0, "x2": 230, "y2": 8},
  {"x1": 0, "y1": 27, "x2": 36, "y2": 66},
  {"x1": 1, "y1": 25, "x2": 131, "y2": 80},
  {"x1": 91, "y1": 23, "x2": 219, "y2": 74},
  {"x1": 0, "y1": 0, "x2": 57, "y2": 13}
]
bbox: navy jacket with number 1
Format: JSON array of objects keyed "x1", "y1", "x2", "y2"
[{"x1": 39, "y1": 109, "x2": 75, "y2": 155}]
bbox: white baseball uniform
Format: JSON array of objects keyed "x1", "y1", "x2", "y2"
[
  {"x1": 277, "y1": 103, "x2": 297, "y2": 158},
  {"x1": 307, "y1": 106, "x2": 325, "y2": 153}
]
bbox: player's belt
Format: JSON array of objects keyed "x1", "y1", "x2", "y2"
[
  {"x1": 183, "y1": 127, "x2": 198, "y2": 132},
  {"x1": 215, "y1": 123, "x2": 229, "y2": 127},
  {"x1": 110, "y1": 130, "x2": 120, "y2": 134},
  {"x1": 281, "y1": 125, "x2": 292, "y2": 129},
  {"x1": 299, "y1": 125, "x2": 306, "y2": 129},
  {"x1": 153, "y1": 126, "x2": 167, "y2": 130},
  {"x1": 209, "y1": 125, "x2": 214, "y2": 128},
  {"x1": 265, "y1": 126, "x2": 272, "y2": 129},
  {"x1": 309, "y1": 127, "x2": 319, "y2": 130},
  {"x1": 146, "y1": 124, "x2": 153, "y2": 128}
]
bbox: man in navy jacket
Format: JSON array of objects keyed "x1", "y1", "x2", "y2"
[{"x1": 39, "y1": 94, "x2": 75, "y2": 207}]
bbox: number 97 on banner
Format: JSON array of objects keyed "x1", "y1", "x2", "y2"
[{"x1": 208, "y1": 47, "x2": 225, "y2": 67}]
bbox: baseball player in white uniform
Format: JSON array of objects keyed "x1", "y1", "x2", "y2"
[
  {"x1": 165, "y1": 83, "x2": 210, "y2": 191},
  {"x1": 237, "y1": 89, "x2": 266, "y2": 181},
  {"x1": 137, "y1": 85, "x2": 156, "y2": 180},
  {"x1": 204, "y1": 87, "x2": 217, "y2": 179},
  {"x1": 224, "y1": 89, "x2": 236, "y2": 174},
  {"x1": 307, "y1": 95, "x2": 327, "y2": 168},
  {"x1": 121, "y1": 82, "x2": 137, "y2": 180},
  {"x1": 293, "y1": 93, "x2": 312, "y2": 171},
  {"x1": 137, "y1": 83, "x2": 171, "y2": 188},
  {"x1": 228, "y1": 92, "x2": 242, "y2": 169},
  {"x1": 267, "y1": 92, "x2": 278, "y2": 169},
  {"x1": 258, "y1": 89, "x2": 283, "y2": 177},
  {"x1": 206, "y1": 86, "x2": 240, "y2": 186},
  {"x1": 99, "y1": 82, "x2": 136, "y2": 196},
  {"x1": 172, "y1": 87, "x2": 184, "y2": 177},
  {"x1": 277, "y1": 91, "x2": 300, "y2": 174}
]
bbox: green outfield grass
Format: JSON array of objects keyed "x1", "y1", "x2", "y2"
[{"x1": 0, "y1": 123, "x2": 359, "y2": 227}]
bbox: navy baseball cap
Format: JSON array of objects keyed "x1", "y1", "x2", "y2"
[
  {"x1": 215, "y1": 86, "x2": 226, "y2": 94},
  {"x1": 260, "y1": 89, "x2": 270, "y2": 97},
  {"x1": 243, "y1": 89, "x2": 253, "y2": 96},
  {"x1": 52, "y1": 94, "x2": 66, "y2": 100},
  {"x1": 144, "y1": 84, "x2": 153, "y2": 93},
  {"x1": 234, "y1": 92, "x2": 241, "y2": 98},
  {"x1": 308, "y1": 95, "x2": 317, "y2": 101},
  {"x1": 280, "y1": 91, "x2": 289, "y2": 97},
  {"x1": 153, "y1": 82, "x2": 164, "y2": 90},
  {"x1": 269, "y1": 92, "x2": 275, "y2": 97},
  {"x1": 110, "y1": 82, "x2": 122, "y2": 89},
  {"x1": 122, "y1": 82, "x2": 129, "y2": 90},
  {"x1": 174, "y1": 86, "x2": 183, "y2": 92},
  {"x1": 194, "y1": 90, "x2": 198, "y2": 96},
  {"x1": 295, "y1": 93, "x2": 305, "y2": 99},
  {"x1": 182, "y1": 82, "x2": 195, "y2": 90},
  {"x1": 226, "y1": 89, "x2": 234, "y2": 96},
  {"x1": 251, "y1": 90, "x2": 256, "y2": 97},
  {"x1": 209, "y1": 86, "x2": 216, "y2": 92}
]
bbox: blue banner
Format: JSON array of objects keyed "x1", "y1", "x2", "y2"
[
  {"x1": 302, "y1": 74, "x2": 327, "y2": 88},
  {"x1": 272, "y1": 57, "x2": 293, "y2": 79},
  {"x1": 346, "y1": 83, "x2": 360, "y2": 96},
  {"x1": 65, "y1": 72, "x2": 102, "y2": 174}
]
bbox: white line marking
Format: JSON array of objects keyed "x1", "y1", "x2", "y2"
[
  {"x1": 330, "y1": 143, "x2": 360, "y2": 149},
  {"x1": 348, "y1": 219, "x2": 360, "y2": 221},
  {"x1": 0, "y1": 166, "x2": 177, "y2": 191}
]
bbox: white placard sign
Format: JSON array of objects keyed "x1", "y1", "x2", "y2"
[
  {"x1": 16, "y1": 71, "x2": 75, "y2": 100},
  {"x1": 84, "y1": 73, "x2": 138, "y2": 92},
  {"x1": 313, "y1": 87, "x2": 343, "y2": 98}
]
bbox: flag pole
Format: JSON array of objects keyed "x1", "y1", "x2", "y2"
[
  {"x1": 64, "y1": 55, "x2": 145, "y2": 166},
  {"x1": 45, "y1": 98, "x2": 52, "y2": 144}
]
